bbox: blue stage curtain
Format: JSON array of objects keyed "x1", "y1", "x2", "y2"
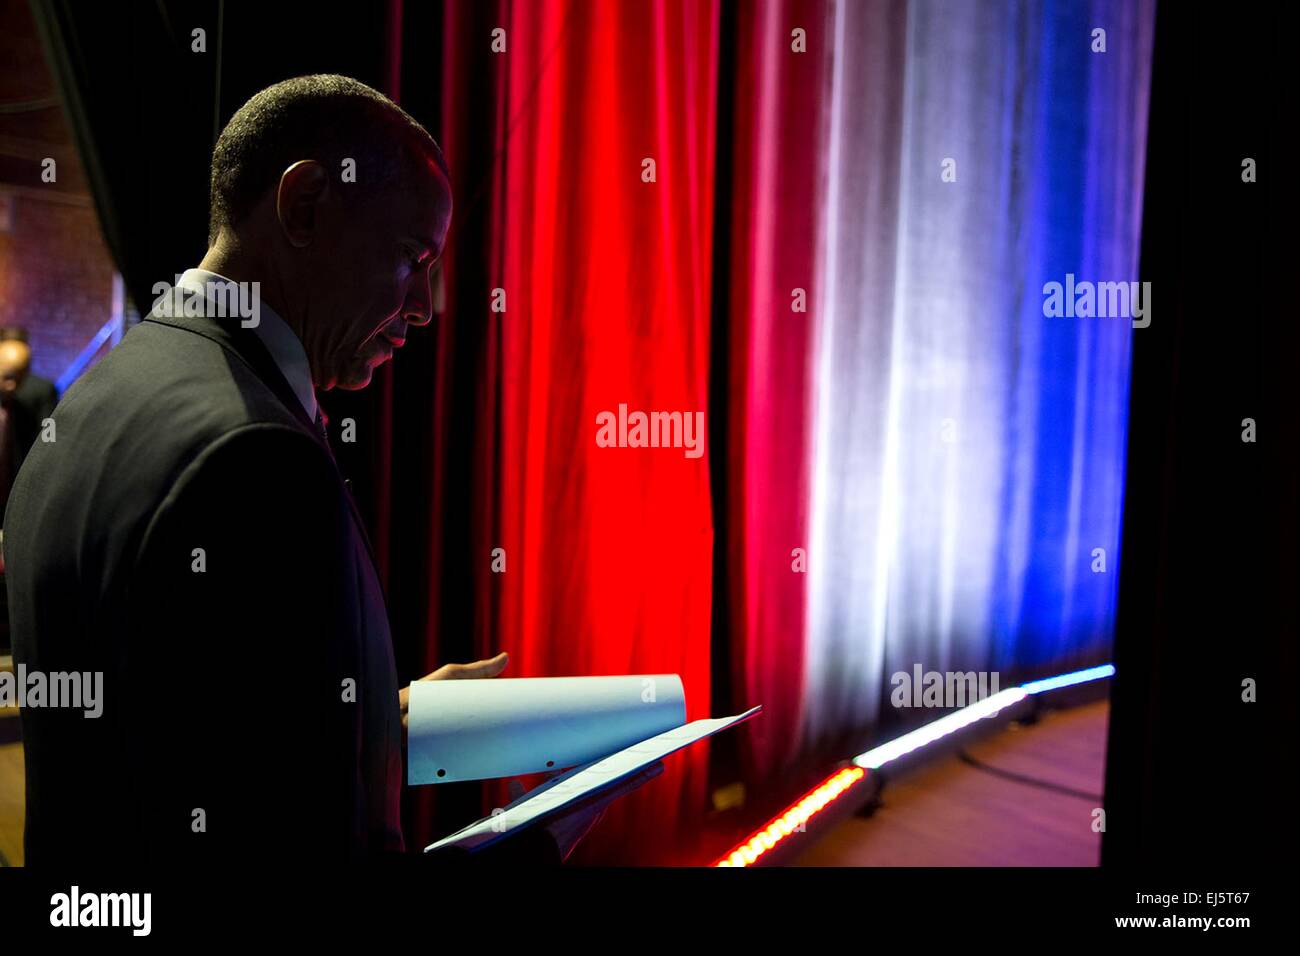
[{"x1": 801, "y1": 0, "x2": 1156, "y2": 753}]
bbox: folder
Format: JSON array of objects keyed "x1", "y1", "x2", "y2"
[{"x1": 406, "y1": 675, "x2": 761, "y2": 853}]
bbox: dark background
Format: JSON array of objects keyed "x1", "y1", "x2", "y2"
[{"x1": 1104, "y1": 2, "x2": 1297, "y2": 870}]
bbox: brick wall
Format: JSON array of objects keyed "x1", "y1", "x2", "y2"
[{"x1": 0, "y1": 193, "x2": 117, "y2": 388}]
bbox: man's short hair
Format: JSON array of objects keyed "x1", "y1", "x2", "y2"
[{"x1": 208, "y1": 74, "x2": 448, "y2": 244}]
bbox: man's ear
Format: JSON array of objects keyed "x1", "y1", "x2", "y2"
[{"x1": 275, "y1": 160, "x2": 330, "y2": 249}]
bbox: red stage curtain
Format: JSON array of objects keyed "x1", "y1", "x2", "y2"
[
  {"x1": 723, "y1": 0, "x2": 829, "y2": 784},
  {"x1": 440, "y1": 0, "x2": 719, "y2": 865}
]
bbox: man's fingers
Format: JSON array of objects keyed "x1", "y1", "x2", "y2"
[
  {"x1": 432, "y1": 651, "x2": 510, "y2": 681},
  {"x1": 576, "y1": 762, "x2": 664, "y2": 813},
  {"x1": 452, "y1": 651, "x2": 509, "y2": 679},
  {"x1": 603, "y1": 763, "x2": 663, "y2": 802},
  {"x1": 406, "y1": 652, "x2": 508, "y2": 723},
  {"x1": 615, "y1": 762, "x2": 664, "y2": 794}
]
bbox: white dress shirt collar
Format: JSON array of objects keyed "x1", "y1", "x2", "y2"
[{"x1": 174, "y1": 267, "x2": 318, "y2": 422}]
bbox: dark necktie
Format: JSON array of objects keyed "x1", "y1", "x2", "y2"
[
  {"x1": 313, "y1": 408, "x2": 335, "y2": 459},
  {"x1": 313, "y1": 407, "x2": 353, "y2": 493}
]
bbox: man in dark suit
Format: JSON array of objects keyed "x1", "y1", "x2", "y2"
[
  {"x1": 0, "y1": 332, "x2": 60, "y2": 653},
  {"x1": 0, "y1": 334, "x2": 59, "y2": 522},
  {"x1": 3, "y1": 75, "x2": 650, "y2": 868}
]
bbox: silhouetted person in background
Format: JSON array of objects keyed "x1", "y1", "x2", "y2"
[{"x1": 0, "y1": 333, "x2": 58, "y2": 524}]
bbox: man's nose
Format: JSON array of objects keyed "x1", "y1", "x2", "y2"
[{"x1": 404, "y1": 265, "x2": 435, "y2": 326}]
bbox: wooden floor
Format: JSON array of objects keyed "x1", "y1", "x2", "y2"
[
  {"x1": 0, "y1": 741, "x2": 22, "y2": 867},
  {"x1": 794, "y1": 700, "x2": 1109, "y2": 866},
  {"x1": 0, "y1": 651, "x2": 20, "y2": 867}
]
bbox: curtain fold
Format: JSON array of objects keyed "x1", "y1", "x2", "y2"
[{"x1": 721, "y1": 0, "x2": 834, "y2": 783}]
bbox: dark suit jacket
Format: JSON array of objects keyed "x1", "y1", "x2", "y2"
[{"x1": 3, "y1": 300, "x2": 557, "y2": 868}]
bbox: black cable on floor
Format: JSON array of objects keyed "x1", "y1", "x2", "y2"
[{"x1": 956, "y1": 750, "x2": 1103, "y2": 802}]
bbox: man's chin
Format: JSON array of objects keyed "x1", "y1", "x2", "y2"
[
  {"x1": 335, "y1": 369, "x2": 374, "y2": 390},
  {"x1": 324, "y1": 345, "x2": 395, "y2": 390},
  {"x1": 331, "y1": 361, "x2": 377, "y2": 391},
  {"x1": 340, "y1": 349, "x2": 402, "y2": 389}
]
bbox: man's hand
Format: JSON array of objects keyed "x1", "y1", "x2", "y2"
[
  {"x1": 400, "y1": 653, "x2": 660, "y2": 861},
  {"x1": 400, "y1": 650, "x2": 509, "y2": 729},
  {"x1": 507, "y1": 762, "x2": 666, "y2": 862}
]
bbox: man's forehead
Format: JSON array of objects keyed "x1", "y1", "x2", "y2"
[{"x1": 400, "y1": 169, "x2": 452, "y2": 243}]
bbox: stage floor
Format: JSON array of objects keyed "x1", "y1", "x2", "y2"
[
  {"x1": 793, "y1": 700, "x2": 1109, "y2": 866},
  {"x1": 0, "y1": 739, "x2": 21, "y2": 867}
]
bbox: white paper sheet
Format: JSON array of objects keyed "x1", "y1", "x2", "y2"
[
  {"x1": 407, "y1": 675, "x2": 687, "y2": 784},
  {"x1": 424, "y1": 705, "x2": 763, "y2": 853}
]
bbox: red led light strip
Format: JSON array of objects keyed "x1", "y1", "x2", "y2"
[{"x1": 714, "y1": 766, "x2": 867, "y2": 867}]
